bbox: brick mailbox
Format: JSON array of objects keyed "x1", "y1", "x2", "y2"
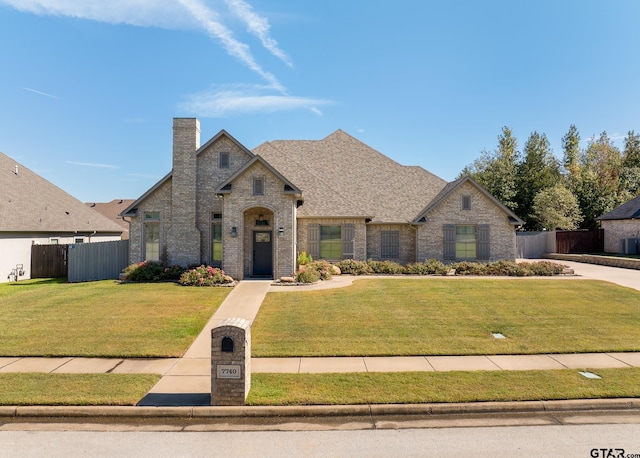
[{"x1": 211, "y1": 317, "x2": 251, "y2": 406}]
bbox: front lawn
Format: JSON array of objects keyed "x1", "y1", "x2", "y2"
[
  {"x1": 252, "y1": 278, "x2": 640, "y2": 357},
  {"x1": 0, "y1": 279, "x2": 230, "y2": 357}
]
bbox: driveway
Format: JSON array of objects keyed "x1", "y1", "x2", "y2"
[{"x1": 526, "y1": 259, "x2": 640, "y2": 292}]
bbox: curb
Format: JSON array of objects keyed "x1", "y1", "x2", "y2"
[{"x1": 2, "y1": 398, "x2": 639, "y2": 419}]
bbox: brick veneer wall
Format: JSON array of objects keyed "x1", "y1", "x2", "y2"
[
  {"x1": 601, "y1": 219, "x2": 640, "y2": 253},
  {"x1": 210, "y1": 317, "x2": 251, "y2": 406},
  {"x1": 128, "y1": 180, "x2": 172, "y2": 264},
  {"x1": 416, "y1": 181, "x2": 518, "y2": 262},
  {"x1": 297, "y1": 218, "x2": 367, "y2": 261}
]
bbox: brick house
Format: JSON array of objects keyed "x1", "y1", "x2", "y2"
[
  {"x1": 121, "y1": 118, "x2": 524, "y2": 279},
  {"x1": 596, "y1": 195, "x2": 640, "y2": 254}
]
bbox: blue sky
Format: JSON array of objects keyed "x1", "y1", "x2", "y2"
[{"x1": 1, "y1": 0, "x2": 639, "y2": 202}]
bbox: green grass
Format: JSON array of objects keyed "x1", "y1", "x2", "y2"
[
  {"x1": 252, "y1": 278, "x2": 640, "y2": 357},
  {"x1": 248, "y1": 368, "x2": 640, "y2": 405},
  {"x1": 0, "y1": 373, "x2": 160, "y2": 406},
  {"x1": 0, "y1": 278, "x2": 230, "y2": 357}
]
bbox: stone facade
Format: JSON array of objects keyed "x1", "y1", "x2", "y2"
[
  {"x1": 417, "y1": 181, "x2": 518, "y2": 262},
  {"x1": 601, "y1": 219, "x2": 640, "y2": 253},
  {"x1": 210, "y1": 317, "x2": 251, "y2": 406}
]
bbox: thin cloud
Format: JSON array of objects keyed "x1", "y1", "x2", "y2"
[
  {"x1": 66, "y1": 160, "x2": 118, "y2": 169},
  {"x1": 21, "y1": 86, "x2": 59, "y2": 99},
  {"x1": 224, "y1": 0, "x2": 293, "y2": 68},
  {"x1": 179, "y1": 84, "x2": 333, "y2": 117}
]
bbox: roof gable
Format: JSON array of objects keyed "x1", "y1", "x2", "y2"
[
  {"x1": 597, "y1": 194, "x2": 640, "y2": 220},
  {"x1": 214, "y1": 155, "x2": 301, "y2": 195},
  {"x1": 0, "y1": 152, "x2": 124, "y2": 233},
  {"x1": 412, "y1": 176, "x2": 524, "y2": 226}
]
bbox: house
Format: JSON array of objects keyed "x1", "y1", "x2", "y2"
[
  {"x1": 121, "y1": 118, "x2": 524, "y2": 280},
  {"x1": 596, "y1": 195, "x2": 640, "y2": 254},
  {"x1": 86, "y1": 199, "x2": 135, "y2": 239},
  {"x1": 0, "y1": 152, "x2": 124, "y2": 282}
]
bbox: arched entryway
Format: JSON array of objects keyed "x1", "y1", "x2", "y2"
[{"x1": 243, "y1": 206, "x2": 275, "y2": 278}]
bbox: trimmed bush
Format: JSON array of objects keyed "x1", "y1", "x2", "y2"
[
  {"x1": 334, "y1": 259, "x2": 372, "y2": 275},
  {"x1": 485, "y1": 260, "x2": 530, "y2": 276},
  {"x1": 122, "y1": 261, "x2": 186, "y2": 282},
  {"x1": 295, "y1": 268, "x2": 321, "y2": 283},
  {"x1": 450, "y1": 261, "x2": 488, "y2": 276},
  {"x1": 179, "y1": 265, "x2": 232, "y2": 286},
  {"x1": 307, "y1": 260, "x2": 334, "y2": 281},
  {"x1": 405, "y1": 258, "x2": 449, "y2": 275},
  {"x1": 522, "y1": 261, "x2": 567, "y2": 276},
  {"x1": 367, "y1": 260, "x2": 406, "y2": 274}
]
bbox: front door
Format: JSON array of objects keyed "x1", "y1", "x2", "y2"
[{"x1": 253, "y1": 231, "x2": 273, "y2": 277}]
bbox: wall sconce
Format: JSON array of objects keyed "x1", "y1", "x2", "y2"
[
  {"x1": 278, "y1": 227, "x2": 285, "y2": 238},
  {"x1": 231, "y1": 226, "x2": 237, "y2": 237}
]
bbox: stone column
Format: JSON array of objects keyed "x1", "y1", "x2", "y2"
[{"x1": 211, "y1": 317, "x2": 251, "y2": 406}]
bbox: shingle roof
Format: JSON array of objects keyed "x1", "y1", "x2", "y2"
[
  {"x1": 0, "y1": 152, "x2": 124, "y2": 234},
  {"x1": 597, "y1": 194, "x2": 640, "y2": 220},
  {"x1": 85, "y1": 199, "x2": 135, "y2": 238},
  {"x1": 253, "y1": 130, "x2": 448, "y2": 222}
]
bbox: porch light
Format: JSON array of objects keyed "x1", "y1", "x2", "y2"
[
  {"x1": 278, "y1": 227, "x2": 285, "y2": 238},
  {"x1": 231, "y1": 226, "x2": 237, "y2": 237}
]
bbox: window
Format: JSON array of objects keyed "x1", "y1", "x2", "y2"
[
  {"x1": 253, "y1": 178, "x2": 264, "y2": 195},
  {"x1": 50, "y1": 238, "x2": 59, "y2": 245},
  {"x1": 219, "y1": 152, "x2": 230, "y2": 168},
  {"x1": 456, "y1": 225, "x2": 477, "y2": 259},
  {"x1": 319, "y1": 225, "x2": 342, "y2": 259},
  {"x1": 211, "y1": 213, "x2": 222, "y2": 265},
  {"x1": 144, "y1": 211, "x2": 160, "y2": 261},
  {"x1": 74, "y1": 237, "x2": 84, "y2": 244},
  {"x1": 462, "y1": 195, "x2": 471, "y2": 211},
  {"x1": 381, "y1": 231, "x2": 399, "y2": 259}
]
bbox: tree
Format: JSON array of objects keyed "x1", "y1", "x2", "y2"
[
  {"x1": 459, "y1": 126, "x2": 519, "y2": 212},
  {"x1": 622, "y1": 130, "x2": 640, "y2": 168},
  {"x1": 516, "y1": 132, "x2": 561, "y2": 229},
  {"x1": 577, "y1": 132, "x2": 622, "y2": 228},
  {"x1": 531, "y1": 184, "x2": 582, "y2": 230},
  {"x1": 561, "y1": 124, "x2": 581, "y2": 180}
]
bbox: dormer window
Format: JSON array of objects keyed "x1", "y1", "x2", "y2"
[{"x1": 219, "y1": 152, "x2": 230, "y2": 168}]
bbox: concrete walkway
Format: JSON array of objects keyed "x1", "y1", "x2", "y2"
[{"x1": 1, "y1": 261, "x2": 639, "y2": 406}]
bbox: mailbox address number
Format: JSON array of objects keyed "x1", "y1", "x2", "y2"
[{"x1": 216, "y1": 364, "x2": 241, "y2": 379}]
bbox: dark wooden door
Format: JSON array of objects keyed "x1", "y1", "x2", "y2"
[{"x1": 253, "y1": 231, "x2": 273, "y2": 277}]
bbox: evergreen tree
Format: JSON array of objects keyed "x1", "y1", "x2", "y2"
[
  {"x1": 516, "y1": 132, "x2": 561, "y2": 229},
  {"x1": 622, "y1": 130, "x2": 640, "y2": 168},
  {"x1": 561, "y1": 124, "x2": 581, "y2": 188}
]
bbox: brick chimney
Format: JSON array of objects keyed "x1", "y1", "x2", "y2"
[{"x1": 168, "y1": 118, "x2": 201, "y2": 266}]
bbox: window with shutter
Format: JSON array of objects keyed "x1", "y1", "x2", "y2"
[
  {"x1": 444, "y1": 224, "x2": 456, "y2": 260},
  {"x1": 341, "y1": 224, "x2": 355, "y2": 259},
  {"x1": 307, "y1": 224, "x2": 320, "y2": 259},
  {"x1": 381, "y1": 231, "x2": 399, "y2": 259},
  {"x1": 477, "y1": 224, "x2": 490, "y2": 260}
]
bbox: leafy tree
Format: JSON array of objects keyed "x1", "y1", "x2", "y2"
[
  {"x1": 516, "y1": 132, "x2": 561, "y2": 229},
  {"x1": 531, "y1": 184, "x2": 582, "y2": 230},
  {"x1": 459, "y1": 126, "x2": 519, "y2": 211},
  {"x1": 622, "y1": 130, "x2": 640, "y2": 168}
]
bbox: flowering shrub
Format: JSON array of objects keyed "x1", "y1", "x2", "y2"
[
  {"x1": 179, "y1": 265, "x2": 231, "y2": 286},
  {"x1": 295, "y1": 268, "x2": 320, "y2": 283},
  {"x1": 306, "y1": 260, "x2": 334, "y2": 280},
  {"x1": 122, "y1": 261, "x2": 186, "y2": 282},
  {"x1": 405, "y1": 259, "x2": 449, "y2": 275}
]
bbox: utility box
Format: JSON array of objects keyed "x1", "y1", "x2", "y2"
[{"x1": 211, "y1": 317, "x2": 251, "y2": 406}]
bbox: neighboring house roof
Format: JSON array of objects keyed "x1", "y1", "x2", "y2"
[
  {"x1": 412, "y1": 176, "x2": 525, "y2": 226},
  {"x1": 253, "y1": 130, "x2": 448, "y2": 222},
  {"x1": 0, "y1": 151, "x2": 124, "y2": 234},
  {"x1": 596, "y1": 195, "x2": 640, "y2": 221},
  {"x1": 85, "y1": 199, "x2": 135, "y2": 238}
]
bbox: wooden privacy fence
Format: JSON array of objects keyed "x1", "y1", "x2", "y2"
[
  {"x1": 67, "y1": 240, "x2": 129, "y2": 282},
  {"x1": 555, "y1": 229, "x2": 604, "y2": 254},
  {"x1": 31, "y1": 244, "x2": 68, "y2": 279},
  {"x1": 31, "y1": 240, "x2": 129, "y2": 282}
]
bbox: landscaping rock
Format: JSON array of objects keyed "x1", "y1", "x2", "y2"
[{"x1": 280, "y1": 276, "x2": 296, "y2": 283}]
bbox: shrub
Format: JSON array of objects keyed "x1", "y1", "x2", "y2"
[
  {"x1": 295, "y1": 268, "x2": 320, "y2": 283},
  {"x1": 450, "y1": 261, "x2": 488, "y2": 276},
  {"x1": 306, "y1": 260, "x2": 334, "y2": 280},
  {"x1": 122, "y1": 261, "x2": 186, "y2": 282},
  {"x1": 179, "y1": 265, "x2": 231, "y2": 286},
  {"x1": 522, "y1": 261, "x2": 567, "y2": 276},
  {"x1": 367, "y1": 260, "x2": 406, "y2": 274},
  {"x1": 297, "y1": 251, "x2": 313, "y2": 266},
  {"x1": 485, "y1": 260, "x2": 529, "y2": 277},
  {"x1": 334, "y1": 259, "x2": 372, "y2": 275}
]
